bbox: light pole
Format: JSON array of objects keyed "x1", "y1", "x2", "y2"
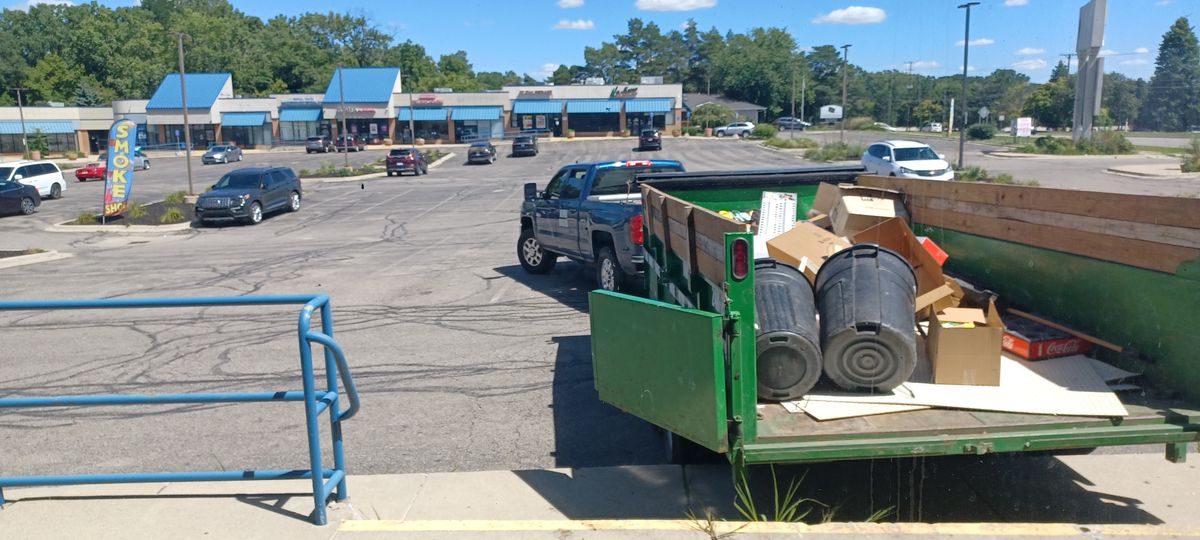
[
  {"x1": 957, "y1": 2, "x2": 980, "y2": 169},
  {"x1": 171, "y1": 32, "x2": 195, "y2": 195},
  {"x1": 337, "y1": 65, "x2": 350, "y2": 168},
  {"x1": 8, "y1": 87, "x2": 28, "y2": 158},
  {"x1": 839, "y1": 44, "x2": 851, "y2": 143}
]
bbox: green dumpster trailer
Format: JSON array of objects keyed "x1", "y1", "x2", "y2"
[{"x1": 588, "y1": 166, "x2": 1200, "y2": 477}]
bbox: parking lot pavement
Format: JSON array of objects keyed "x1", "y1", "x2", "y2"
[{"x1": 0, "y1": 137, "x2": 1190, "y2": 481}]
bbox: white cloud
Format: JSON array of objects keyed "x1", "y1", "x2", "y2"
[
  {"x1": 1004, "y1": 0, "x2": 1028, "y2": 5},
  {"x1": 1099, "y1": 49, "x2": 1118, "y2": 57},
  {"x1": 1012, "y1": 58, "x2": 1048, "y2": 70},
  {"x1": 956, "y1": 38, "x2": 995, "y2": 47},
  {"x1": 1134, "y1": 47, "x2": 1150, "y2": 54},
  {"x1": 558, "y1": 0, "x2": 583, "y2": 7},
  {"x1": 535, "y1": 63, "x2": 562, "y2": 79},
  {"x1": 967, "y1": 65, "x2": 977, "y2": 72},
  {"x1": 553, "y1": 19, "x2": 595, "y2": 30},
  {"x1": 1015, "y1": 47, "x2": 1044, "y2": 56},
  {"x1": 1120, "y1": 58, "x2": 1149, "y2": 66},
  {"x1": 636, "y1": 0, "x2": 716, "y2": 12},
  {"x1": 910, "y1": 60, "x2": 940, "y2": 70},
  {"x1": 812, "y1": 6, "x2": 887, "y2": 25}
]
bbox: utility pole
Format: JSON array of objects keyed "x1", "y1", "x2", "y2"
[
  {"x1": 800, "y1": 75, "x2": 807, "y2": 126},
  {"x1": 171, "y1": 32, "x2": 194, "y2": 195},
  {"x1": 839, "y1": 44, "x2": 851, "y2": 143},
  {"x1": 405, "y1": 72, "x2": 416, "y2": 153},
  {"x1": 1060, "y1": 52, "x2": 1075, "y2": 74},
  {"x1": 957, "y1": 2, "x2": 980, "y2": 169},
  {"x1": 338, "y1": 65, "x2": 349, "y2": 168},
  {"x1": 790, "y1": 65, "x2": 796, "y2": 140},
  {"x1": 8, "y1": 87, "x2": 28, "y2": 158},
  {"x1": 906, "y1": 61, "x2": 915, "y2": 128}
]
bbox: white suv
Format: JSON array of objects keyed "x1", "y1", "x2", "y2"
[
  {"x1": 0, "y1": 160, "x2": 65, "y2": 199},
  {"x1": 862, "y1": 140, "x2": 954, "y2": 181},
  {"x1": 715, "y1": 122, "x2": 755, "y2": 137}
]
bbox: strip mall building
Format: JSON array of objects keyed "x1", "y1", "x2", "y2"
[{"x1": 0, "y1": 68, "x2": 684, "y2": 154}]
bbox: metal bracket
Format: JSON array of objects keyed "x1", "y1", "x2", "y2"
[{"x1": 964, "y1": 442, "x2": 994, "y2": 455}]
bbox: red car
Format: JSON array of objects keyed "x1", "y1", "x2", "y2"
[{"x1": 74, "y1": 151, "x2": 151, "y2": 181}]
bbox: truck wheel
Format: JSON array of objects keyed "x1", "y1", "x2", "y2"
[
  {"x1": 518, "y1": 228, "x2": 556, "y2": 274},
  {"x1": 596, "y1": 246, "x2": 625, "y2": 292}
]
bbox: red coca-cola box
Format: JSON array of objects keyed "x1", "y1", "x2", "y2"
[{"x1": 1001, "y1": 315, "x2": 1094, "y2": 360}]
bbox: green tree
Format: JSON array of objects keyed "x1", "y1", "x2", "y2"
[
  {"x1": 24, "y1": 53, "x2": 87, "y2": 103},
  {"x1": 1139, "y1": 17, "x2": 1200, "y2": 131},
  {"x1": 1102, "y1": 73, "x2": 1147, "y2": 128},
  {"x1": 913, "y1": 99, "x2": 944, "y2": 125},
  {"x1": 1022, "y1": 78, "x2": 1074, "y2": 129},
  {"x1": 691, "y1": 102, "x2": 733, "y2": 128}
]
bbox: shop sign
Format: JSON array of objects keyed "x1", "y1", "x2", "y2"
[
  {"x1": 609, "y1": 86, "x2": 638, "y2": 99},
  {"x1": 349, "y1": 108, "x2": 377, "y2": 114},
  {"x1": 522, "y1": 117, "x2": 533, "y2": 130},
  {"x1": 518, "y1": 90, "x2": 553, "y2": 100},
  {"x1": 415, "y1": 94, "x2": 443, "y2": 106},
  {"x1": 369, "y1": 123, "x2": 378, "y2": 135},
  {"x1": 103, "y1": 119, "x2": 138, "y2": 217},
  {"x1": 535, "y1": 116, "x2": 547, "y2": 130}
]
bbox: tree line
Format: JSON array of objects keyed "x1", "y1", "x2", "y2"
[{"x1": 1, "y1": 1, "x2": 1196, "y2": 131}]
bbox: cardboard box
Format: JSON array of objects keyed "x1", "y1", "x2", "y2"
[
  {"x1": 852, "y1": 218, "x2": 948, "y2": 303},
  {"x1": 693, "y1": 204, "x2": 751, "y2": 285},
  {"x1": 928, "y1": 299, "x2": 1004, "y2": 386},
  {"x1": 766, "y1": 221, "x2": 852, "y2": 284},
  {"x1": 1001, "y1": 315, "x2": 1095, "y2": 360},
  {"x1": 916, "y1": 236, "x2": 949, "y2": 267},
  {"x1": 807, "y1": 212, "x2": 831, "y2": 229},
  {"x1": 810, "y1": 182, "x2": 908, "y2": 237}
]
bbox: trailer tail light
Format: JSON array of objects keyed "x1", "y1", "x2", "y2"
[
  {"x1": 731, "y1": 237, "x2": 749, "y2": 281},
  {"x1": 630, "y1": 215, "x2": 644, "y2": 246}
]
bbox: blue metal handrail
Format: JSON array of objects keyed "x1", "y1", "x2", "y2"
[{"x1": 0, "y1": 294, "x2": 359, "y2": 526}]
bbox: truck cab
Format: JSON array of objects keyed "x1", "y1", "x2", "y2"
[{"x1": 518, "y1": 159, "x2": 684, "y2": 292}]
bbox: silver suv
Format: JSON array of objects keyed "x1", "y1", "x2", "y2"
[
  {"x1": 305, "y1": 136, "x2": 334, "y2": 153},
  {"x1": 715, "y1": 122, "x2": 755, "y2": 137}
]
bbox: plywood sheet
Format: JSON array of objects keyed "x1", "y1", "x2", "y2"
[{"x1": 784, "y1": 399, "x2": 930, "y2": 421}]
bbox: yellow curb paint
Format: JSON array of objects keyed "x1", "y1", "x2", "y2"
[{"x1": 339, "y1": 520, "x2": 1200, "y2": 536}]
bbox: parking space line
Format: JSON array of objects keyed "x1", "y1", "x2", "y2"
[{"x1": 333, "y1": 189, "x2": 414, "y2": 223}]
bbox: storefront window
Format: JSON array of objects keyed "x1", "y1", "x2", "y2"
[
  {"x1": 511, "y1": 114, "x2": 561, "y2": 136},
  {"x1": 221, "y1": 124, "x2": 273, "y2": 148},
  {"x1": 0, "y1": 132, "x2": 77, "y2": 154},
  {"x1": 568, "y1": 113, "x2": 620, "y2": 133},
  {"x1": 344, "y1": 120, "x2": 389, "y2": 144},
  {"x1": 454, "y1": 120, "x2": 502, "y2": 142},
  {"x1": 281, "y1": 121, "x2": 322, "y2": 142},
  {"x1": 626, "y1": 113, "x2": 667, "y2": 132},
  {"x1": 146, "y1": 124, "x2": 215, "y2": 149}
]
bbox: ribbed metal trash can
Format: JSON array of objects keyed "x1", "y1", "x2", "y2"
[
  {"x1": 754, "y1": 259, "x2": 823, "y2": 401},
  {"x1": 814, "y1": 244, "x2": 917, "y2": 391}
]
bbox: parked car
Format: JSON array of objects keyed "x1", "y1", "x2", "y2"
[
  {"x1": 74, "y1": 151, "x2": 150, "y2": 181},
  {"x1": 386, "y1": 148, "x2": 428, "y2": 176},
  {"x1": 305, "y1": 136, "x2": 335, "y2": 153},
  {"x1": 0, "y1": 160, "x2": 65, "y2": 199},
  {"x1": 512, "y1": 135, "x2": 539, "y2": 157},
  {"x1": 919, "y1": 122, "x2": 944, "y2": 133},
  {"x1": 774, "y1": 117, "x2": 810, "y2": 130},
  {"x1": 202, "y1": 145, "x2": 243, "y2": 165},
  {"x1": 862, "y1": 140, "x2": 954, "y2": 181},
  {"x1": 518, "y1": 159, "x2": 686, "y2": 292},
  {"x1": 714, "y1": 122, "x2": 755, "y2": 137},
  {"x1": 336, "y1": 136, "x2": 365, "y2": 152},
  {"x1": 194, "y1": 166, "x2": 302, "y2": 226},
  {"x1": 467, "y1": 141, "x2": 498, "y2": 164},
  {"x1": 638, "y1": 129, "x2": 662, "y2": 151},
  {"x1": 0, "y1": 178, "x2": 41, "y2": 216}
]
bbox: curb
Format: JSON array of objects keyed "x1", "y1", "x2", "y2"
[
  {"x1": 428, "y1": 152, "x2": 456, "y2": 169},
  {"x1": 46, "y1": 220, "x2": 194, "y2": 234},
  {"x1": 0, "y1": 250, "x2": 72, "y2": 269},
  {"x1": 1104, "y1": 167, "x2": 1200, "y2": 179},
  {"x1": 306, "y1": 171, "x2": 389, "y2": 184}
]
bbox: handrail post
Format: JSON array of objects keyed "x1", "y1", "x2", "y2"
[
  {"x1": 322, "y1": 299, "x2": 348, "y2": 502},
  {"x1": 298, "y1": 303, "x2": 328, "y2": 526}
]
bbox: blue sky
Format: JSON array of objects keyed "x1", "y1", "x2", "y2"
[{"x1": 17, "y1": 0, "x2": 1196, "y2": 83}]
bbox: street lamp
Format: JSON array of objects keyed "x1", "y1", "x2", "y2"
[
  {"x1": 338, "y1": 65, "x2": 349, "y2": 168},
  {"x1": 839, "y1": 44, "x2": 851, "y2": 143},
  {"x1": 170, "y1": 32, "x2": 195, "y2": 195},
  {"x1": 957, "y1": 2, "x2": 980, "y2": 169}
]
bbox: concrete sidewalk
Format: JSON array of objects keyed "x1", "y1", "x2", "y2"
[
  {"x1": 3, "y1": 451, "x2": 1199, "y2": 539},
  {"x1": 1106, "y1": 162, "x2": 1200, "y2": 179}
]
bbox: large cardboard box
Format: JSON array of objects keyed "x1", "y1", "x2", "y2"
[
  {"x1": 853, "y1": 218, "x2": 948, "y2": 303},
  {"x1": 693, "y1": 204, "x2": 751, "y2": 285},
  {"x1": 810, "y1": 182, "x2": 907, "y2": 237},
  {"x1": 765, "y1": 222, "x2": 852, "y2": 284},
  {"x1": 928, "y1": 300, "x2": 1004, "y2": 386}
]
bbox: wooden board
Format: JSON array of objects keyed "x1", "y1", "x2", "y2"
[
  {"x1": 859, "y1": 175, "x2": 1200, "y2": 229},
  {"x1": 663, "y1": 195, "x2": 696, "y2": 274},
  {"x1": 642, "y1": 185, "x2": 670, "y2": 248},
  {"x1": 692, "y1": 204, "x2": 750, "y2": 285}
]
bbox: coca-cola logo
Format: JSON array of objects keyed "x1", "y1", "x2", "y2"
[
  {"x1": 1044, "y1": 340, "x2": 1082, "y2": 356},
  {"x1": 1002, "y1": 335, "x2": 1015, "y2": 349}
]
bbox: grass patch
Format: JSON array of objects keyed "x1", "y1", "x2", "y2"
[
  {"x1": 298, "y1": 168, "x2": 311, "y2": 177},
  {"x1": 728, "y1": 466, "x2": 894, "y2": 524},
  {"x1": 71, "y1": 212, "x2": 98, "y2": 225},
  {"x1": 159, "y1": 207, "x2": 187, "y2": 224},
  {"x1": 66, "y1": 199, "x2": 195, "y2": 227},
  {"x1": 763, "y1": 137, "x2": 819, "y2": 150},
  {"x1": 307, "y1": 161, "x2": 382, "y2": 178},
  {"x1": 1015, "y1": 132, "x2": 1135, "y2": 156},
  {"x1": 0, "y1": 248, "x2": 47, "y2": 259},
  {"x1": 164, "y1": 191, "x2": 188, "y2": 205},
  {"x1": 424, "y1": 149, "x2": 448, "y2": 163},
  {"x1": 955, "y1": 166, "x2": 1040, "y2": 186},
  {"x1": 805, "y1": 141, "x2": 865, "y2": 162}
]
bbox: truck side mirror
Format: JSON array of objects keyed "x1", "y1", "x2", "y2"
[{"x1": 523, "y1": 182, "x2": 538, "y2": 201}]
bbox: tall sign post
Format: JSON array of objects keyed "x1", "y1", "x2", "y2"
[{"x1": 1073, "y1": 0, "x2": 1107, "y2": 142}]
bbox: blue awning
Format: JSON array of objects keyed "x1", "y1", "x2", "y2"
[
  {"x1": 451, "y1": 106, "x2": 502, "y2": 121},
  {"x1": 566, "y1": 100, "x2": 621, "y2": 114},
  {"x1": 624, "y1": 98, "x2": 674, "y2": 113},
  {"x1": 221, "y1": 112, "x2": 267, "y2": 127},
  {"x1": 279, "y1": 108, "x2": 321, "y2": 122},
  {"x1": 397, "y1": 108, "x2": 447, "y2": 121},
  {"x1": 512, "y1": 100, "x2": 563, "y2": 114},
  {"x1": 0, "y1": 120, "x2": 76, "y2": 135}
]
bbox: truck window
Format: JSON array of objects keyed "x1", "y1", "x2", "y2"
[
  {"x1": 544, "y1": 169, "x2": 567, "y2": 200},
  {"x1": 560, "y1": 169, "x2": 586, "y2": 199},
  {"x1": 590, "y1": 165, "x2": 681, "y2": 196}
]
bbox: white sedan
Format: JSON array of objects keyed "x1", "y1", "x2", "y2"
[{"x1": 862, "y1": 140, "x2": 955, "y2": 181}]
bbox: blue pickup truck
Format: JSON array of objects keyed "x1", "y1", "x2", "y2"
[{"x1": 518, "y1": 159, "x2": 685, "y2": 292}]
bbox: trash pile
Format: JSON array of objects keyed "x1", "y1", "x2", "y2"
[{"x1": 739, "y1": 182, "x2": 1137, "y2": 420}]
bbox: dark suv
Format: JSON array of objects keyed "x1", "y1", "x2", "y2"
[
  {"x1": 386, "y1": 148, "x2": 428, "y2": 176},
  {"x1": 195, "y1": 166, "x2": 302, "y2": 226},
  {"x1": 638, "y1": 129, "x2": 662, "y2": 151},
  {"x1": 512, "y1": 135, "x2": 539, "y2": 157},
  {"x1": 306, "y1": 136, "x2": 334, "y2": 153}
]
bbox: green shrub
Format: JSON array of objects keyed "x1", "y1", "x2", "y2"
[
  {"x1": 1079, "y1": 131, "x2": 1134, "y2": 155},
  {"x1": 72, "y1": 212, "x2": 98, "y2": 225},
  {"x1": 750, "y1": 124, "x2": 779, "y2": 139},
  {"x1": 159, "y1": 207, "x2": 187, "y2": 224},
  {"x1": 764, "y1": 137, "x2": 818, "y2": 150},
  {"x1": 164, "y1": 191, "x2": 188, "y2": 205},
  {"x1": 805, "y1": 142, "x2": 865, "y2": 162},
  {"x1": 1032, "y1": 135, "x2": 1075, "y2": 155},
  {"x1": 846, "y1": 116, "x2": 875, "y2": 130},
  {"x1": 682, "y1": 126, "x2": 704, "y2": 136},
  {"x1": 125, "y1": 201, "x2": 147, "y2": 220},
  {"x1": 966, "y1": 123, "x2": 997, "y2": 140},
  {"x1": 1182, "y1": 138, "x2": 1200, "y2": 173},
  {"x1": 298, "y1": 168, "x2": 311, "y2": 177},
  {"x1": 956, "y1": 165, "x2": 987, "y2": 182},
  {"x1": 990, "y1": 173, "x2": 1016, "y2": 185}
]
